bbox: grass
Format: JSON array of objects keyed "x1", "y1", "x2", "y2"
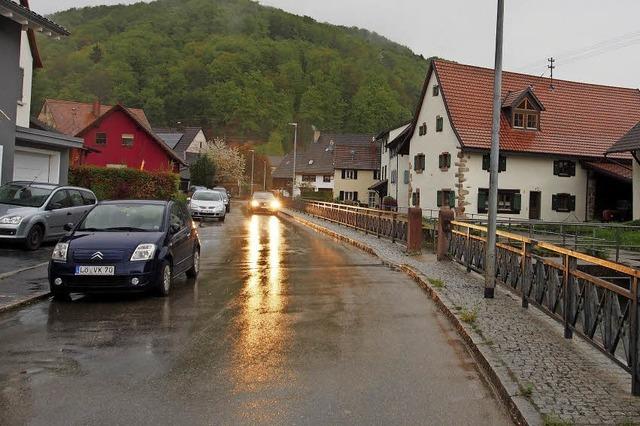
[
  {"x1": 427, "y1": 278, "x2": 445, "y2": 288},
  {"x1": 459, "y1": 306, "x2": 478, "y2": 324},
  {"x1": 542, "y1": 415, "x2": 572, "y2": 426},
  {"x1": 518, "y1": 383, "x2": 533, "y2": 398}
]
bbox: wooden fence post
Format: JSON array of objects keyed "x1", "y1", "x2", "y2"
[
  {"x1": 563, "y1": 254, "x2": 576, "y2": 339},
  {"x1": 631, "y1": 277, "x2": 640, "y2": 395},
  {"x1": 521, "y1": 241, "x2": 530, "y2": 308}
]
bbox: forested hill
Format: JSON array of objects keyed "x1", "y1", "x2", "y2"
[{"x1": 34, "y1": 0, "x2": 429, "y2": 152}]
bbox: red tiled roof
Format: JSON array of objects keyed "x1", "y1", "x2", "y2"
[
  {"x1": 583, "y1": 161, "x2": 633, "y2": 182},
  {"x1": 430, "y1": 60, "x2": 640, "y2": 159},
  {"x1": 39, "y1": 99, "x2": 151, "y2": 136}
]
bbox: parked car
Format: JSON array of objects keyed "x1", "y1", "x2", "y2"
[
  {"x1": 248, "y1": 191, "x2": 281, "y2": 214},
  {"x1": 48, "y1": 200, "x2": 200, "y2": 300},
  {"x1": 213, "y1": 187, "x2": 230, "y2": 212},
  {"x1": 0, "y1": 181, "x2": 97, "y2": 250},
  {"x1": 189, "y1": 190, "x2": 226, "y2": 222}
]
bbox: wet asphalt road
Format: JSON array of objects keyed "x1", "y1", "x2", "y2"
[{"x1": 0, "y1": 207, "x2": 511, "y2": 425}]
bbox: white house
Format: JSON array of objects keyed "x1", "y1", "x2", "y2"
[
  {"x1": 371, "y1": 123, "x2": 411, "y2": 210},
  {"x1": 406, "y1": 60, "x2": 639, "y2": 221},
  {"x1": 607, "y1": 123, "x2": 640, "y2": 220}
]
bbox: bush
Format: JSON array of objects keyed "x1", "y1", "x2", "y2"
[
  {"x1": 190, "y1": 155, "x2": 216, "y2": 188},
  {"x1": 70, "y1": 166, "x2": 180, "y2": 201},
  {"x1": 382, "y1": 195, "x2": 397, "y2": 210},
  {"x1": 301, "y1": 190, "x2": 333, "y2": 202}
]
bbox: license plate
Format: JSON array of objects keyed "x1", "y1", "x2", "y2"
[{"x1": 75, "y1": 265, "x2": 115, "y2": 275}]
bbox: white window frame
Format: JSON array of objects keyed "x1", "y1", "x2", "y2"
[{"x1": 344, "y1": 169, "x2": 356, "y2": 180}]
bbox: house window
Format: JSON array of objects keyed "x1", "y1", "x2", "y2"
[
  {"x1": 302, "y1": 175, "x2": 315, "y2": 182},
  {"x1": 122, "y1": 134, "x2": 134, "y2": 147},
  {"x1": 368, "y1": 191, "x2": 377, "y2": 207},
  {"x1": 403, "y1": 170, "x2": 410, "y2": 184},
  {"x1": 513, "y1": 98, "x2": 540, "y2": 130},
  {"x1": 339, "y1": 191, "x2": 358, "y2": 202},
  {"x1": 390, "y1": 169, "x2": 397, "y2": 184},
  {"x1": 552, "y1": 193, "x2": 576, "y2": 212},
  {"x1": 412, "y1": 188, "x2": 420, "y2": 207},
  {"x1": 432, "y1": 85, "x2": 440, "y2": 96},
  {"x1": 419, "y1": 123, "x2": 427, "y2": 136},
  {"x1": 436, "y1": 190, "x2": 455, "y2": 208},
  {"x1": 439, "y1": 152, "x2": 451, "y2": 170},
  {"x1": 513, "y1": 112, "x2": 524, "y2": 128},
  {"x1": 95, "y1": 132, "x2": 107, "y2": 145},
  {"x1": 436, "y1": 116, "x2": 444, "y2": 132},
  {"x1": 414, "y1": 154, "x2": 426, "y2": 173},
  {"x1": 526, "y1": 113, "x2": 538, "y2": 129},
  {"x1": 342, "y1": 169, "x2": 357, "y2": 180},
  {"x1": 383, "y1": 165, "x2": 387, "y2": 180},
  {"x1": 477, "y1": 189, "x2": 521, "y2": 214},
  {"x1": 553, "y1": 160, "x2": 576, "y2": 177},
  {"x1": 373, "y1": 169, "x2": 381, "y2": 180},
  {"x1": 482, "y1": 154, "x2": 506, "y2": 172},
  {"x1": 323, "y1": 175, "x2": 331, "y2": 183}
]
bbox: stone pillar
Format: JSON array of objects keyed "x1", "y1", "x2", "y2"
[
  {"x1": 406, "y1": 207, "x2": 423, "y2": 254},
  {"x1": 437, "y1": 208, "x2": 455, "y2": 261},
  {"x1": 455, "y1": 151, "x2": 469, "y2": 218}
]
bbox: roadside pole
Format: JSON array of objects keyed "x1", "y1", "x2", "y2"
[
  {"x1": 250, "y1": 149, "x2": 255, "y2": 195},
  {"x1": 485, "y1": 0, "x2": 504, "y2": 299},
  {"x1": 289, "y1": 122, "x2": 298, "y2": 198},
  {"x1": 263, "y1": 160, "x2": 266, "y2": 191}
]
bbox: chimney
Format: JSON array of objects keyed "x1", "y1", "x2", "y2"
[{"x1": 92, "y1": 99, "x2": 100, "y2": 117}]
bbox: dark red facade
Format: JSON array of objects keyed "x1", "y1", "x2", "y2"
[{"x1": 76, "y1": 108, "x2": 180, "y2": 173}]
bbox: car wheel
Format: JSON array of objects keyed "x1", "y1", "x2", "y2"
[
  {"x1": 51, "y1": 286, "x2": 71, "y2": 302},
  {"x1": 156, "y1": 261, "x2": 172, "y2": 297},
  {"x1": 186, "y1": 249, "x2": 200, "y2": 278},
  {"x1": 226, "y1": 205, "x2": 230, "y2": 213},
  {"x1": 220, "y1": 215, "x2": 225, "y2": 222},
  {"x1": 24, "y1": 224, "x2": 44, "y2": 250}
]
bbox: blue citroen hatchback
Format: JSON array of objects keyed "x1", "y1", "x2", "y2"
[{"x1": 48, "y1": 200, "x2": 200, "y2": 300}]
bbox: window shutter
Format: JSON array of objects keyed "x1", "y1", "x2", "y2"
[
  {"x1": 404, "y1": 170, "x2": 410, "y2": 184},
  {"x1": 354, "y1": 170, "x2": 358, "y2": 180},
  {"x1": 478, "y1": 190, "x2": 488, "y2": 213},
  {"x1": 354, "y1": 191, "x2": 358, "y2": 202},
  {"x1": 499, "y1": 156, "x2": 507, "y2": 172},
  {"x1": 446, "y1": 154, "x2": 451, "y2": 168},
  {"x1": 341, "y1": 169, "x2": 345, "y2": 179},
  {"x1": 570, "y1": 195, "x2": 576, "y2": 212},
  {"x1": 482, "y1": 154, "x2": 490, "y2": 171},
  {"x1": 436, "y1": 191, "x2": 443, "y2": 207},
  {"x1": 438, "y1": 154, "x2": 443, "y2": 168},
  {"x1": 569, "y1": 162, "x2": 576, "y2": 177},
  {"x1": 339, "y1": 191, "x2": 344, "y2": 201},
  {"x1": 553, "y1": 161, "x2": 560, "y2": 176},
  {"x1": 552, "y1": 194, "x2": 558, "y2": 211},
  {"x1": 448, "y1": 191, "x2": 456, "y2": 208},
  {"x1": 436, "y1": 116, "x2": 443, "y2": 132},
  {"x1": 513, "y1": 193, "x2": 522, "y2": 211}
]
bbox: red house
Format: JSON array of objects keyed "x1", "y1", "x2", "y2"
[{"x1": 75, "y1": 104, "x2": 184, "y2": 172}]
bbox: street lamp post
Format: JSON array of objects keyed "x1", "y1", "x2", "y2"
[
  {"x1": 263, "y1": 160, "x2": 267, "y2": 191},
  {"x1": 288, "y1": 122, "x2": 298, "y2": 198},
  {"x1": 249, "y1": 149, "x2": 255, "y2": 196}
]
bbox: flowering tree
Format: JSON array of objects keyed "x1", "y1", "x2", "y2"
[{"x1": 204, "y1": 138, "x2": 246, "y2": 184}]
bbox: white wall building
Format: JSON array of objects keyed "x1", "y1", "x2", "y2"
[
  {"x1": 406, "y1": 59, "x2": 639, "y2": 222},
  {"x1": 607, "y1": 122, "x2": 640, "y2": 220},
  {"x1": 374, "y1": 123, "x2": 411, "y2": 210}
]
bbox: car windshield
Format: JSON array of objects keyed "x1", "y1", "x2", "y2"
[
  {"x1": 77, "y1": 204, "x2": 165, "y2": 232},
  {"x1": 213, "y1": 189, "x2": 228, "y2": 199},
  {"x1": 192, "y1": 191, "x2": 222, "y2": 201},
  {"x1": 253, "y1": 192, "x2": 275, "y2": 200},
  {"x1": 0, "y1": 183, "x2": 54, "y2": 207}
]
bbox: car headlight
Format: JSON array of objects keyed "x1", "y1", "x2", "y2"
[
  {"x1": 0, "y1": 215, "x2": 23, "y2": 225},
  {"x1": 270, "y1": 200, "x2": 281, "y2": 209},
  {"x1": 251, "y1": 200, "x2": 259, "y2": 207},
  {"x1": 51, "y1": 242, "x2": 69, "y2": 261},
  {"x1": 130, "y1": 243, "x2": 156, "y2": 261}
]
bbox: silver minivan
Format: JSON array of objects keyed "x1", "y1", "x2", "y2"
[{"x1": 0, "y1": 181, "x2": 97, "y2": 250}]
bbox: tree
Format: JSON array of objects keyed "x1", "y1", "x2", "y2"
[
  {"x1": 205, "y1": 138, "x2": 246, "y2": 184},
  {"x1": 189, "y1": 155, "x2": 216, "y2": 188},
  {"x1": 89, "y1": 44, "x2": 103, "y2": 64}
]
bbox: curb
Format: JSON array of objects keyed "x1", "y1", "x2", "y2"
[
  {"x1": 280, "y1": 210, "x2": 539, "y2": 426},
  {"x1": 0, "y1": 291, "x2": 50, "y2": 314},
  {"x1": 0, "y1": 261, "x2": 49, "y2": 281}
]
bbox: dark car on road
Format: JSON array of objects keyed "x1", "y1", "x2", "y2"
[
  {"x1": 248, "y1": 191, "x2": 281, "y2": 215},
  {"x1": 49, "y1": 200, "x2": 200, "y2": 300},
  {"x1": 0, "y1": 181, "x2": 97, "y2": 250}
]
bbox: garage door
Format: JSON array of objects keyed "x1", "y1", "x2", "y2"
[{"x1": 13, "y1": 149, "x2": 59, "y2": 184}]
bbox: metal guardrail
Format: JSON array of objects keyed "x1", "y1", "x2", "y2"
[
  {"x1": 293, "y1": 200, "x2": 410, "y2": 244},
  {"x1": 448, "y1": 220, "x2": 640, "y2": 395}
]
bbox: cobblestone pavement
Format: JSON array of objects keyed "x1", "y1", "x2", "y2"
[{"x1": 285, "y1": 209, "x2": 640, "y2": 425}]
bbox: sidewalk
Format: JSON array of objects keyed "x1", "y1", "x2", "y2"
[
  {"x1": 0, "y1": 264, "x2": 50, "y2": 313},
  {"x1": 284, "y1": 209, "x2": 640, "y2": 425}
]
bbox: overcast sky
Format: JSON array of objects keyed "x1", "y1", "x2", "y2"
[{"x1": 29, "y1": 0, "x2": 640, "y2": 88}]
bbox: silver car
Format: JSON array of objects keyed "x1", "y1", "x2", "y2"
[
  {"x1": 188, "y1": 190, "x2": 226, "y2": 222},
  {"x1": 0, "y1": 181, "x2": 97, "y2": 250}
]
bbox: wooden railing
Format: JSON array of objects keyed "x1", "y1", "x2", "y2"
[
  {"x1": 292, "y1": 200, "x2": 410, "y2": 244},
  {"x1": 449, "y1": 220, "x2": 640, "y2": 395}
]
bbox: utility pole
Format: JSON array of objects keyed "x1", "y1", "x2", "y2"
[
  {"x1": 288, "y1": 122, "x2": 298, "y2": 198},
  {"x1": 548, "y1": 57, "x2": 555, "y2": 89},
  {"x1": 485, "y1": 0, "x2": 504, "y2": 299},
  {"x1": 249, "y1": 149, "x2": 255, "y2": 195},
  {"x1": 263, "y1": 160, "x2": 267, "y2": 191}
]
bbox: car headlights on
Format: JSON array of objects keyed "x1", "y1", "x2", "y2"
[
  {"x1": 130, "y1": 243, "x2": 156, "y2": 261},
  {"x1": 251, "y1": 200, "x2": 259, "y2": 207},
  {"x1": 270, "y1": 200, "x2": 281, "y2": 209},
  {"x1": 0, "y1": 215, "x2": 23, "y2": 225},
  {"x1": 51, "y1": 242, "x2": 69, "y2": 261}
]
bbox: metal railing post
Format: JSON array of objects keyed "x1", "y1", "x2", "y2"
[
  {"x1": 377, "y1": 212, "x2": 381, "y2": 238},
  {"x1": 465, "y1": 227, "x2": 471, "y2": 272},
  {"x1": 392, "y1": 213, "x2": 397, "y2": 243},
  {"x1": 563, "y1": 254, "x2": 576, "y2": 339},
  {"x1": 616, "y1": 228, "x2": 621, "y2": 263},
  {"x1": 521, "y1": 241, "x2": 530, "y2": 308}
]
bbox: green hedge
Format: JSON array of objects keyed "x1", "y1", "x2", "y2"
[
  {"x1": 301, "y1": 190, "x2": 333, "y2": 202},
  {"x1": 69, "y1": 166, "x2": 180, "y2": 201}
]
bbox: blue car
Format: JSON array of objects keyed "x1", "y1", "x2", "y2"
[{"x1": 48, "y1": 200, "x2": 200, "y2": 300}]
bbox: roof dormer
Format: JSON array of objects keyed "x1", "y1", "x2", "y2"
[{"x1": 502, "y1": 87, "x2": 545, "y2": 130}]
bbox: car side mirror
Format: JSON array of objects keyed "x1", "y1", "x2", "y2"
[
  {"x1": 63, "y1": 223, "x2": 74, "y2": 232},
  {"x1": 47, "y1": 202, "x2": 62, "y2": 211}
]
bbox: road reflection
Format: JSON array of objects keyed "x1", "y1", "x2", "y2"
[{"x1": 234, "y1": 215, "x2": 290, "y2": 389}]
